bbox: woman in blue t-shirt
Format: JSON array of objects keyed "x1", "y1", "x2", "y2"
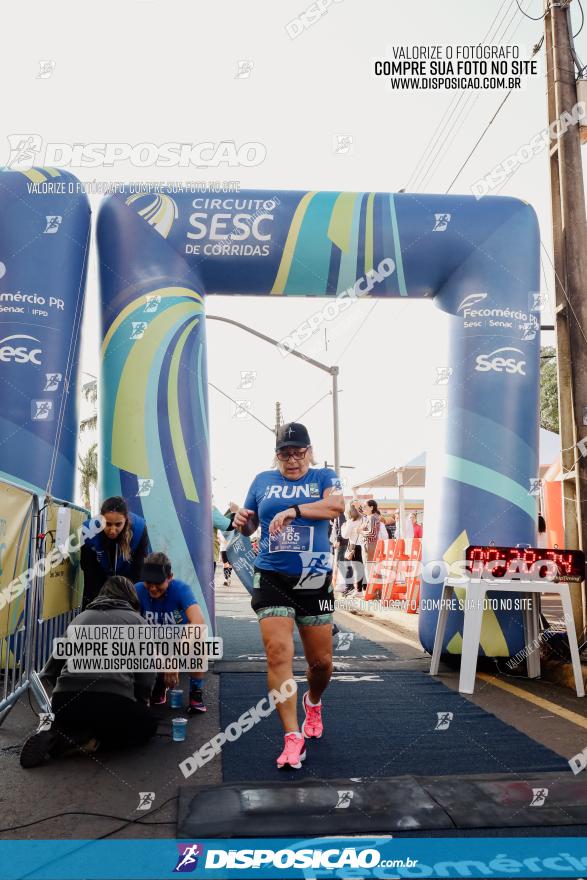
[
  {"x1": 135, "y1": 552, "x2": 207, "y2": 714},
  {"x1": 234, "y1": 422, "x2": 344, "y2": 771}
]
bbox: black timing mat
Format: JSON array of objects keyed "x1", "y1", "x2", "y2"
[
  {"x1": 177, "y1": 773, "x2": 587, "y2": 837},
  {"x1": 213, "y1": 614, "x2": 405, "y2": 672},
  {"x1": 177, "y1": 776, "x2": 452, "y2": 837},
  {"x1": 219, "y1": 671, "x2": 568, "y2": 783}
]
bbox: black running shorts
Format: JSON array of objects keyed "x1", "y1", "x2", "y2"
[{"x1": 251, "y1": 566, "x2": 334, "y2": 625}]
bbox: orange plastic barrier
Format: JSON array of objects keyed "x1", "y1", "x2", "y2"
[
  {"x1": 380, "y1": 538, "x2": 406, "y2": 603},
  {"x1": 362, "y1": 537, "x2": 423, "y2": 613},
  {"x1": 404, "y1": 538, "x2": 422, "y2": 614},
  {"x1": 364, "y1": 538, "x2": 388, "y2": 601}
]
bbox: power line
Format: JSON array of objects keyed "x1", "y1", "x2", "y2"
[
  {"x1": 416, "y1": 0, "x2": 524, "y2": 191},
  {"x1": 515, "y1": 0, "x2": 546, "y2": 21},
  {"x1": 574, "y1": 0, "x2": 585, "y2": 38},
  {"x1": 295, "y1": 390, "x2": 332, "y2": 423},
  {"x1": 208, "y1": 382, "x2": 275, "y2": 433},
  {"x1": 437, "y1": 3, "x2": 538, "y2": 191},
  {"x1": 445, "y1": 91, "x2": 513, "y2": 192},
  {"x1": 445, "y1": 35, "x2": 544, "y2": 192},
  {"x1": 418, "y1": 0, "x2": 541, "y2": 192},
  {"x1": 540, "y1": 242, "x2": 587, "y2": 349},
  {"x1": 334, "y1": 300, "x2": 380, "y2": 365},
  {"x1": 407, "y1": 0, "x2": 515, "y2": 191}
]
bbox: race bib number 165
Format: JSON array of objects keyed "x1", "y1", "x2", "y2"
[{"x1": 269, "y1": 525, "x2": 314, "y2": 552}]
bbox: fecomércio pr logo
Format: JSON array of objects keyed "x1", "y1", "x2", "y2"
[{"x1": 174, "y1": 843, "x2": 204, "y2": 873}]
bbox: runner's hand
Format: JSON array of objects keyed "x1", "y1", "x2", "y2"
[
  {"x1": 269, "y1": 507, "x2": 296, "y2": 536},
  {"x1": 234, "y1": 508, "x2": 254, "y2": 531}
]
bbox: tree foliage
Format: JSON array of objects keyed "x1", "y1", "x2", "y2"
[
  {"x1": 540, "y1": 346, "x2": 559, "y2": 434},
  {"x1": 78, "y1": 442, "x2": 98, "y2": 510}
]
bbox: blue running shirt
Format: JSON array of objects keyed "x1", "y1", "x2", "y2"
[
  {"x1": 243, "y1": 467, "x2": 341, "y2": 577},
  {"x1": 136, "y1": 578, "x2": 198, "y2": 625}
]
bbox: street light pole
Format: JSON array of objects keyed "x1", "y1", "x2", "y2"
[
  {"x1": 206, "y1": 314, "x2": 341, "y2": 473},
  {"x1": 332, "y1": 366, "x2": 340, "y2": 475}
]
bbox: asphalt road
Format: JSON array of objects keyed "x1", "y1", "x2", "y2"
[{"x1": 1, "y1": 573, "x2": 586, "y2": 843}]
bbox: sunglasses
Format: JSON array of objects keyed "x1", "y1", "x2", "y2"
[{"x1": 276, "y1": 447, "x2": 308, "y2": 461}]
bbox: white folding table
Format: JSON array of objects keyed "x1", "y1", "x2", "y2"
[{"x1": 429, "y1": 575, "x2": 585, "y2": 697}]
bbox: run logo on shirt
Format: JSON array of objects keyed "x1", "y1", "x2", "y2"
[
  {"x1": 262, "y1": 484, "x2": 320, "y2": 500},
  {"x1": 144, "y1": 609, "x2": 184, "y2": 624}
]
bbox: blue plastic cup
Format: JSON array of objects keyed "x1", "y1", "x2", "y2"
[
  {"x1": 172, "y1": 717, "x2": 188, "y2": 742},
  {"x1": 168, "y1": 688, "x2": 183, "y2": 709}
]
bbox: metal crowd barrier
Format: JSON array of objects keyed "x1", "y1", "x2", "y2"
[
  {"x1": 0, "y1": 482, "x2": 39, "y2": 725},
  {"x1": 33, "y1": 500, "x2": 86, "y2": 672},
  {"x1": 0, "y1": 482, "x2": 88, "y2": 726}
]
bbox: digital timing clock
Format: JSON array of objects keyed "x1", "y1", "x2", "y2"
[{"x1": 465, "y1": 545, "x2": 585, "y2": 582}]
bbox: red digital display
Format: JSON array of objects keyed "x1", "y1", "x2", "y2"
[{"x1": 465, "y1": 546, "x2": 585, "y2": 582}]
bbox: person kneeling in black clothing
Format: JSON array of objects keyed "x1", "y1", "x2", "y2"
[{"x1": 20, "y1": 577, "x2": 158, "y2": 769}]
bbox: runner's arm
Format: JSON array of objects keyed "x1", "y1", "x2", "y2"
[
  {"x1": 289, "y1": 487, "x2": 345, "y2": 521},
  {"x1": 234, "y1": 509, "x2": 259, "y2": 536},
  {"x1": 235, "y1": 476, "x2": 260, "y2": 536},
  {"x1": 185, "y1": 603, "x2": 206, "y2": 626}
]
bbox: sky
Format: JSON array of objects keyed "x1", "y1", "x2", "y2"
[{"x1": 6, "y1": 0, "x2": 586, "y2": 509}]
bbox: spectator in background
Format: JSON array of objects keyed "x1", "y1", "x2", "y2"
[
  {"x1": 331, "y1": 511, "x2": 352, "y2": 597},
  {"x1": 360, "y1": 500, "x2": 382, "y2": 574},
  {"x1": 409, "y1": 512, "x2": 423, "y2": 539},
  {"x1": 219, "y1": 531, "x2": 233, "y2": 586},
  {"x1": 212, "y1": 500, "x2": 235, "y2": 576},
  {"x1": 378, "y1": 515, "x2": 389, "y2": 542},
  {"x1": 81, "y1": 496, "x2": 151, "y2": 608},
  {"x1": 394, "y1": 510, "x2": 401, "y2": 539},
  {"x1": 404, "y1": 512, "x2": 414, "y2": 541},
  {"x1": 384, "y1": 514, "x2": 395, "y2": 540},
  {"x1": 341, "y1": 500, "x2": 366, "y2": 595},
  {"x1": 408, "y1": 511, "x2": 422, "y2": 538}
]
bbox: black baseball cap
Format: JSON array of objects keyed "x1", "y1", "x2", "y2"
[
  {"x1": 275, "y1": 422, "x2": 311, "y2": 450},
  {"x1": 141, "y1": 562, "x2": 171, "y2": 584}
]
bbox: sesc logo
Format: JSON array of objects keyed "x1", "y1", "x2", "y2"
[
  {"x1": 0, "y1": 335, "x2": 42, "y2": 365},
  {"x1": 475, "y1": 347, "x2": 526, "y2": 376}
]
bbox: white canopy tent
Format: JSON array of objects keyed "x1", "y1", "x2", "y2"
[
  {"x1": 352, "y1": 429, "x2": 561, "y2": 538},
  {"x1": 352, "y1": 452, "x2": 425, "y2": 538}
]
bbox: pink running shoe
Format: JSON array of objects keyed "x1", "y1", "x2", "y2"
[
  {"x1": 276, "y1": 733, "x2": 306, "y2": 769},
  {"x1": 302, "y1": 692, "x2": 324, "y2": 739}
]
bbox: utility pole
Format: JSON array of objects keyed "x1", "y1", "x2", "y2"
[
  {"x1": 274, "y1": 401, "x2": 283, "y2": 436},
  {"x1": 545, "y1": 0, "x2": 587, "y2": 635}
]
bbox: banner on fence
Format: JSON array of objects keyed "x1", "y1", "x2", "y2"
[
  {"x1": 40, "y1": 502, "x2": 86, "y2": 620},
  {"x1": 0, "y1": 482, "x2": 35, "y2": 639}
]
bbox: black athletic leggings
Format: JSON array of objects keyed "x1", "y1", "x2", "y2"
[
  {"x1": 336, "y1": 545, "x2": 365, "y2": 592},
  {"x1": 51, "y1": 691, "x2": 158, "y2": 750}
]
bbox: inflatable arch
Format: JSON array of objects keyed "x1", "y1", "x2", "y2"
[
  {"x1": 0, "y1": 170, "x2": 90, "y2": 499},
  {"x1": 97, "y1": 187, "x2": 540, "y2": 654}
]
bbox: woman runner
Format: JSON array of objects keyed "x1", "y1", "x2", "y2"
[{"x1": 234, "y1": 422, "x2": 344, "y2": 770}]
